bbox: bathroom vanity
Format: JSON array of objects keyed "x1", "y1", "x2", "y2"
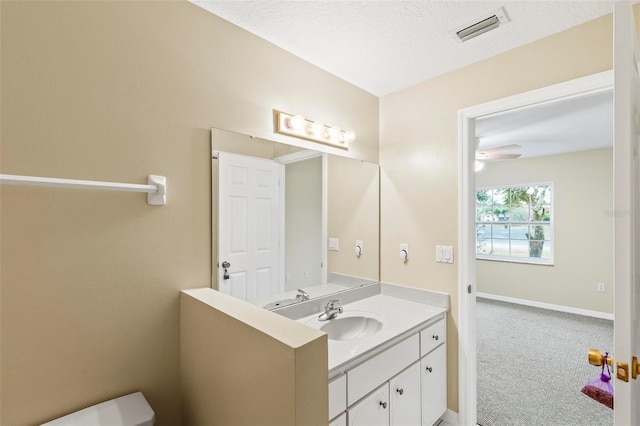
[
  {"x1": 326, "y1": 313, "x2": 446, "y2": 426},
  {"x1": 279, "y1": 283, "x2": 449, "y2": 426},
  {"x1": 180, "y1": 283, "x2": 448, "y2": 426}
]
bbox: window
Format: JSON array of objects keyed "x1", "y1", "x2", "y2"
[{"x1": 476, "y1": 183, "x2": 553, "y2": 264}]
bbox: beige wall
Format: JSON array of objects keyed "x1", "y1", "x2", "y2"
[
  {"x1": 476, "y1": 149, "x2": 614, "y2": 313},
  {"x1": 0, "y1": 2, "x2": 378, "y2": 425},
  {"x1": 327, "y1": 156, "x2": 380, "y2": 281},
  {"x1": 180, "y1": 289, "x2": 327, "y2": 425},
  {"x1": 379, "y1": 15, "x2": 613, "y2": 412}
]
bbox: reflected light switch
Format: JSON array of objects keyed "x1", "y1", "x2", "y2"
[{"x1": 329, "y1": 238, "x2": 340, "y2": 251}]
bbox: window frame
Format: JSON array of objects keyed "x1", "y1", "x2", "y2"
[{"x1": 475, "y1": 182, "x2": 554, "y2": 265}]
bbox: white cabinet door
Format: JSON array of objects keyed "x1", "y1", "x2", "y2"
[
  {"x1": 421, "y1": 344, "x2": 447, "y2": 426},
  {"x1": 330, "y1": 413, "x2": 347, "y2": 426},
  {"x1": 390, "y1": 362, "x2": 421, "y2": 425},
  {"x1": 348, "y1": 383, "x2": 390, "y2": 426}
]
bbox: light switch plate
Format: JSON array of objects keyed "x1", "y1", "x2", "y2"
[
  {"x1": 436, "y1": 245, "x2": 454, "y2": 263},
  {"x1": 329, "y1": 238, "x2": 340, "y2": 251}
]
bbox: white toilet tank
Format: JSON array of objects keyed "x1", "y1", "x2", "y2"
[{"x1": 40, "y1": 392, "x2": 155, "y2": 426}]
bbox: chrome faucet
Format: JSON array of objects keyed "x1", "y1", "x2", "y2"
[
  {"x1": 296, "y1": 288, "x2": 310, "y2": 302},
  {"x1": 318, "y1": 300, "x2": 343, "y2": 321}
]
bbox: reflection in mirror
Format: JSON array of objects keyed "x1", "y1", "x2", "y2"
[{"x1": 211, "y1": 128, "x2": 379, "y2": 309}]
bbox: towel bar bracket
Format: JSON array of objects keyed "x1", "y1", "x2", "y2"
[{"x1": 147, "y1": 175, "x2": 167, "y2": 205}]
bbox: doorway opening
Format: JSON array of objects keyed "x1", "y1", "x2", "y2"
[{"x1": 457, "y1": 70, "x2": 614, "y2": 425}]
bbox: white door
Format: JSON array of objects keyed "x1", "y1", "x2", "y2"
[
  {"x1": 217, "y1": 152, "x2": 284, "y2": 303},
  {"x1": 613, "y1": 2, "x2": 640, "y2": 424},
  {"x1": 389, "y1": 363, "x2": 421, "y2": 425},
  {"x1": 348, "y1": 383, "x2": 390, "y2": 426}
]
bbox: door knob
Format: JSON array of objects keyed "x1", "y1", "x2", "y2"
[
  {"x1": 396, "y1": 388, "x2": 404, "y2": 395},
  {"x1": 222, "y1": 261, "x2": 231, "y2": 280},
  {"x1": 425, "y1": 366, "x2": 433, "y2": 373},
  {"x1": 379, "y1": 401, "x2": 387, "y2": 409}
]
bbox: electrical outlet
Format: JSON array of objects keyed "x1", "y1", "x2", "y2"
[{"x1": 597, "y1": 282, "x2": 606, "y2": 292}]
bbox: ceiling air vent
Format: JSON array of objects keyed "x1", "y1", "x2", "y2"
[{"x1": 449, "y1": 7, "x2": 510, "y2": 43}]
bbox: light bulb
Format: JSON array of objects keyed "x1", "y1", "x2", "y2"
[
  {"x1": 328, "y1": 126, "x2": 341, "y2": 142},
  {"x1": 286, "y1": 115, "x2": 305, "y2": 131},
  {"x1": 308, "y1": 122, "x2": 324, "y2": 137},
  {"x1": 344, "y1": 130, "x2": 356, "y2": 144}
]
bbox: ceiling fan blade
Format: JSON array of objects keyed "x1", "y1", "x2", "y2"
[
  {"x1": 484, "y1": 153, "x2": 522, "y2": 160},
  {"x1": 479, "y1": 144, "x2": 522, "y2": 153}
]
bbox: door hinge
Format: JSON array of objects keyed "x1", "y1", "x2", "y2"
[{"x1": 467, "y1": 284, "x2": 472, "y2": 294}]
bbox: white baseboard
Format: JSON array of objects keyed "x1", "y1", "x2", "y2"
[
  {"x1": 476, "y1": 292, "x2": 614, "y2": 320},
  {"x1": 441, "y1": 409, "x2": 459, "y2": 425}
]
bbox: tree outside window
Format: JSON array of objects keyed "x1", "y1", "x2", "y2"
[{"x1": 476, "y1": 183, "x2": 552, "y2": 263}]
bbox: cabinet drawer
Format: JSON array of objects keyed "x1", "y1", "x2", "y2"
[
  {"x1": 329, "y1": 374, "x2": 347, "y2": 420},
  {"x1": 420, "y1": 317, "x2": 445, "y2": 356},
  {"x1": 347, "y1": 334, "x2": 419, "y2": 405}
]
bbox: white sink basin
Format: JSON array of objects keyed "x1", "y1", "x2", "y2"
[
  {"x1": 321, "y1": 316, "x2": 383, "y2": 341},
  {"x1": 305, "y1": 311, "x2": 386, "y2": 341}
]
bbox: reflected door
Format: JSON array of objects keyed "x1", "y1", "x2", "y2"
[{"x1": 218, "y1": 152, "x2": 284, "y2": 302}]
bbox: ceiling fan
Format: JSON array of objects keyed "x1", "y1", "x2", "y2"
[{"x1": 475, "y1": 144, "x2": 522, "y2": 162}]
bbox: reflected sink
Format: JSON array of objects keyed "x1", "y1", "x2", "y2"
[{"x1": 320, "y1": 315, "x2": 384, "y2": 341}]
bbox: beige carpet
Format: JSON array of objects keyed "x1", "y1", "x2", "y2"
[{"x1": 477, "y1": 297, "x2": 613, "y2": 426}]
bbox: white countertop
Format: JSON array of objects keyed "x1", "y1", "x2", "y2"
[{"x1": 298, "y1": 293, "x2": 447, "y2": 375}]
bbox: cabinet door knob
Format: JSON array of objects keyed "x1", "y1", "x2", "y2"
[
  {"x1": 433, "y1": 335, "x2": 439, "y2": 341},
  {"x1": 396, "y1": 388, "x2": 404, "y2": 395},
  {"x1": 379, "y1": 401, "x2": 387, "y2": 409},
  {"x1": 426, "y1": 366, "x2": 433, "y2": 373}
]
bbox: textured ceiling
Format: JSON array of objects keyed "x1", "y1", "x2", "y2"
[
  {"x1": 191, "y1": 0, "x2": 614, "y2": 96},
  {"x1": 475, "y1": 88, "x2": 613, "y2": 160}
]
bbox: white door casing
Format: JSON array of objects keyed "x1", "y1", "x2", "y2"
[
  {"x1": 457, "y1": 70, "x2": 614, "y2": 425},
  {"x1": 613, "y1": 2, "x2": 640, "y2": 424},
  {"x1": 217, "y1": 151, "x2": 284, "y2": 303}
]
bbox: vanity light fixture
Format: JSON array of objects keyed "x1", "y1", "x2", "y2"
[{"x1": 275, "y1": 110, "x2": 355, "y2": 149}]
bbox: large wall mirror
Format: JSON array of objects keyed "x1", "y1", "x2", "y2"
[{"x1": 211, "y1": 128, "x2": 379, "y2": 309}]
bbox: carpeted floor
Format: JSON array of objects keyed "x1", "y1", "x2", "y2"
[{"x1": 477, "y1": 298, "x2": 614, "y2": 426}]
